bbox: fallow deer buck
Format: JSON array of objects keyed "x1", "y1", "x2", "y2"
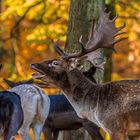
[{"x1": 30, "y1": 8, "x2": 140, "y2": 140}]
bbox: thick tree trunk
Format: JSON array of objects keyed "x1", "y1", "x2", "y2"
[
  {"x1": 103, "y1": 0, "x2": 116, "y2": 82},
  {"x1": 63, "y1": 0, "x2": 106, "y2": 140},
  {"x1": 62, "y1": 0, "x2": 116, "y2": 140}
]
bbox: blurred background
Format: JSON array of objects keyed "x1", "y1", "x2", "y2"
[{"x1": 0, "y1": 0, "x2": 140, "y2": 139}]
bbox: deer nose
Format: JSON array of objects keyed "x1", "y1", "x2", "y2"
[{"x1": 30, "y1": 63, "x2": 36, "y2": 69}]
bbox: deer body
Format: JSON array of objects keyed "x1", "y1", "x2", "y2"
[
  {"x1": 44, "y1": 94, "x2": 103, "y2": 140},
  {"x1": 8, "y1": 84, "x2": 50, "y2": 140},
  {"x1": 0, "y1": 91, "x2": 23, "y2": 140},
  {"x1": 31, "y1": 61, "x2": 140, "y2": 139},
  {"x1": 62, "y1": 69, "x2": 140, "y2": 139}
]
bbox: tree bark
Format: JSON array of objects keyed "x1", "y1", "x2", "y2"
[
  {"x1": 63, "y1": 0, "x2": 106, "y2": 140},
  {"x1": 63, "y1": 0, "x2": 116, "y2": 140},
  {"x1": 103, "y1": 0, "x2": 116, "y2": 82}
]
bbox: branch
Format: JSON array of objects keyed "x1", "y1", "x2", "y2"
[
  {"x1": 118, "y1": 1, "x2": 140, "y2": 12},
  {"x1": 40, "y1": 0, "x2": 46, "y2": 20},
  {"x1": 119, "y1": 15, "x2": 140, "y2": 21},
  {"x1": 10, "y1": 1, "x2": 42, "y2": 38},
  {"x1": 0, "y1": 1, "x2": 42, "y2": 42}
]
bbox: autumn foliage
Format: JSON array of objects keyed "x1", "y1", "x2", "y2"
[{"x1": 0, "y1": 0, "x2": 140, "y2": 139}]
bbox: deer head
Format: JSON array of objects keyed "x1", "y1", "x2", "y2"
[{"x1": 31, "y1": 7, "x2": 126, "y2": 86}]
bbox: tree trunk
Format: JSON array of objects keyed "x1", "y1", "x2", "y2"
[
  {"x1": 63, "y1": 0, "x2": 116, "y2": 140},
  {"x1": 103, "y1": 0, "x2": 116, "y2": 82},
  {"x1": 63, "y1": 0, "x2": 106, "y2": 140}
]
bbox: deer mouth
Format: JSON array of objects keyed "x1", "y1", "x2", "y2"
[
  {"x1": 32, "y1": 73, "x2": 57, "y2": 88},
  {"x1": 31, "y1": 64, "x2": 57, "y2": 88},
  {"x1": 31, "y1": 65, "x2": 46, "y2": 79},
  {"x1": 32, "y1": 73, "x2": 45, "y2": 79}
]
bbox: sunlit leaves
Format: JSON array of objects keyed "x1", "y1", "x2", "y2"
[
  {"x1": 112, "y1": 0, "x2": 140, "y2": 79},
  {"x1": 0, "y1": 0, "x2": 70, "y2": 89}
]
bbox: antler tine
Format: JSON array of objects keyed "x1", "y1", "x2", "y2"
[
  {"x1": 113, "y1": 37, "x2": 128, "y2": 45},
  {"x1": 88, "y1": 57, "x2": 106, "y2": 70},
  {"x1": 89, "y1": 20, "x2": 95, "y2": 40},
  {"x1": 111, "y1": 15, "x2": 118, "y2": 23},
  {"x1": 113, "y1": 32, "x2": 126, "y2": 38},
  {"x1": 54, "y1": 43, "x2": 67, "y2": 57},
  {"x1": 62, "y1": 7, "x2": 127, "y2": 60},
  {"x1": 95, "y1": 61, "x2": 106, "y2": 70},
  {"x1": 116, "y1": 23, "x2": 126, "y2": 32},
  {"x1": 79, "y1": 35, "x2": 83, "y2": 45},
  {"x1": 79, "y1": 35, "x2": 86, "y2": 52}
]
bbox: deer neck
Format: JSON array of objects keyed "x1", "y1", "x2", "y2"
[{"x1": 61, "y1": 69, "x2": 100, "y2": 105}]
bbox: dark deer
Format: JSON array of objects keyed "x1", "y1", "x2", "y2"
[
  {"x1": 30, "y1": 7, "x2": 139, "y2": 140},
  {"x1": 0, "y1": 64, "x2": 23, "y2": 140},
  {"x1": 4, "y1": 66, "x2": 103, "y2": 140},
  {"x1": 0, "y1": 91, "x2": 23, "y2": 140}
]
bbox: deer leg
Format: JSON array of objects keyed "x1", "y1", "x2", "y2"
[
  {"x1": 52, "y1": 130, "x2": 59, "y2": 140},
  {"x1": 43, "y1": 126, "x2": 53, "y2": 140},
  {"x1": 110, "y1": 131, "x2": 125, "y2": 140},
  {"x1": 82, "y1": 120, "x2": 103, "y2": 140},
  {"x1": 20, "y1": 127, "x2": 31, "y2": 140},
  {"x1": 33, "y1": 123, "x2": 44, "y2": 140},
  {"x1": 4, "y1": 108, "x2": 23, "y2": 140}
]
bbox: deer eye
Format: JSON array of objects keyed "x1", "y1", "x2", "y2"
[{"x1": 52, "y1": 61, "x2": 59, "y2": 66}]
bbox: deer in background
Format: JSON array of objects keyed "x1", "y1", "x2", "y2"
[
  {"x1": 4, "y1": 65, "x2": 103, "y2": 140},
  {"x1": 5, "y1": 82, "x2": 50, "y2": 140},
  {"x1": 0, "y1": 91, "x2": 23, "y2": 140},
  {"x1": 44, "y1": 94, "x2": 102, "y2": 140},
  {"x1": 30, "y1": 7, "x2": 140, "y2": 140},
  {"x1": 0, "y1": 64, "x2": 23, "y2": 140}
]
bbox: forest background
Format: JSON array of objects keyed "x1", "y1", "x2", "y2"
[{"x1": 0, "y1": 0, "x2": 140, "y2": 139}]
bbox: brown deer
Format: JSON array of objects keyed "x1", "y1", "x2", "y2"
[{"x1": 30, "y1": 8, "x2": 140, "y2": 140}]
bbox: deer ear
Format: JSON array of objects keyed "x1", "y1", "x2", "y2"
[{"x1": 3, "y1": 79, "x2": 16, "y2": 88}]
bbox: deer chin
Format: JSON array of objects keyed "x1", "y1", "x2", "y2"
[
  {"x1": 32, "y1": 72, "x2": 57, "y2": 88},
  {"x1": 31, "y1": 65, "x2": 46, "y2": 79},
  {"x1": 32, "y1": 74, "x2": 57, "y2": 88},
  {"x1": 32, "y1": 73, "x2": 45, "y2": 79},
  {"x1": 35, "y1": 80, "x2": 57, "y2": 88}
]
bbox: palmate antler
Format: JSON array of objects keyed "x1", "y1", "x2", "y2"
[{"x1": 54, "y1": 6, "x2": 127, "y2": 69}]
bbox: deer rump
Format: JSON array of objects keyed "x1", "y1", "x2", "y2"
[
  {"x1": 8, "y1": 84, "x2": 50, "y2": 140},
  {"x1": 0, "y1": 91, "x2": 23, "y2": 140}
]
